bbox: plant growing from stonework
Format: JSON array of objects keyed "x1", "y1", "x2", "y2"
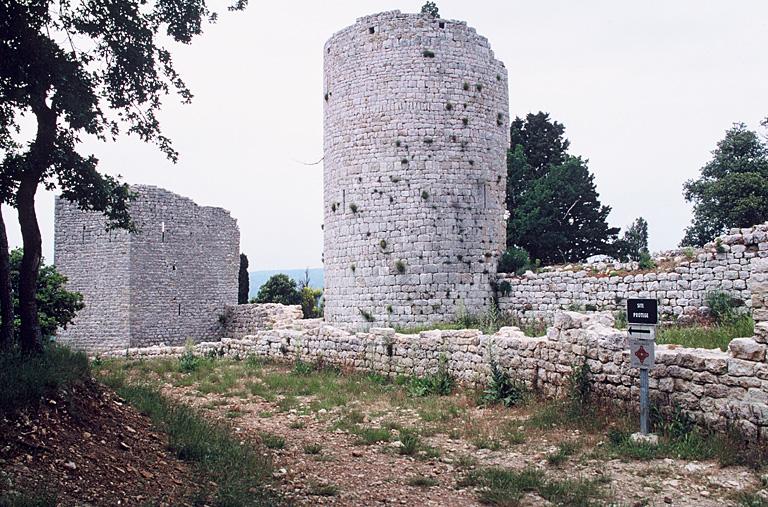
[
  {"x1": 395, "y1": 260, "x2": 406, "y2": 273},
  {"x1": 483, "y1": 350, "x2": 528, "y2": 407},
  {"x1": 0, "y1": 0, "x2": 246, "y2": 353},
  {"x1": 359, "y1": 308, "x2": 375, "y2": 322},
  {"x1": 421, "y1": 190, "x2": 429, "y2": 200}
]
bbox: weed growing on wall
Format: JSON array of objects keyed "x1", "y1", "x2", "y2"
[{"x1": 483, "y1": 352, "x2": 528, "y2": 407}]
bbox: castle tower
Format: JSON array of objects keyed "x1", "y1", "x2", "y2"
[
  {"x1": 54, "y1": 185, "x2": 240, "y2": 351},
  {"x1": 323, "y1": 10, "x2": 509, "y2": 328}
]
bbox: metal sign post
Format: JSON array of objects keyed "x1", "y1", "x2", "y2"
[{"x1": 627, "y1": 299, "x2": 658, "y2": 437}]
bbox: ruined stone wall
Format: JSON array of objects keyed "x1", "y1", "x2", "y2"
[
  {"x1": 496, "y1": 225, "x2": 768, "y2": 322},
  {"x1": 221, "y1": 303, "x2": 303, "y2": 340},
  {"x1": 54, "y1": 201, "x2": 132, "y2": 351},
  {"x1": 54, "y1": 185, "x2": 239, "y2": 351},
  {"x1": 110, "y1": 294, "x2": 768, "y2": 439},
  {"x1": 323, "y1": 10, "x2": 509, "y2": 330}
]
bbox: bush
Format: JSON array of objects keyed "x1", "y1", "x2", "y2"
[
  {"x1": 300, "y1": 286, "x2": 323, "y2": 318},
  {"x1": 10, "y1": 248, "x2": 84, "y2": 337},
  {"x1": 179, "y1": 347, "x2": 202, "y2": 373},
  {"x1": 638, "y1": 250, "x2": 656, "y2": 270},
  {"x1": 483, "y1": 355, "x2": 527, "y2": 407},
  {"x1": 705, "y1": 290, "x2": 741, "y2": 324},
  {"x1": 255, "y1": 274, "x2": 302, "y2": 306},
  {"x1": 567, "y1": 359, "x2": 591, "y2": 415},
  {"x1": 0, "y1": 344, "x2": 90, "y2": 413},
  {"x1": 407, "y1": 354, "x2": 454, "y2": 397},
  {"x1": 497, "y1": 247, "x2": 531, "y2": 275}
]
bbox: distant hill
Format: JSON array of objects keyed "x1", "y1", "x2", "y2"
[{"x1": 249, "y1": 268, "x2": 324, "y2": 299}]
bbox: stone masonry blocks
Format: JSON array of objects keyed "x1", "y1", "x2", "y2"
[
  {"x1": 54, "y1": 185, "x2": 240, "y2": 352},
  {"x1": 323, "y1": 10, "x2": 509, "y2": 329}
]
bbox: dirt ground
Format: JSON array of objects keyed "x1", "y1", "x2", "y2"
[
  {"x1": 123, "y1": 357, "x2": 767, "y2": 507},
  {"x1": 0, "y1": 378, "x2": 198, "y2": 506}
]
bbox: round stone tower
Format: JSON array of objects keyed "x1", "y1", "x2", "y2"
[{"x1": 323, "y1": 10, "x2": 509, "y2": 329}]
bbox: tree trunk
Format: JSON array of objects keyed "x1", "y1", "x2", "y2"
[
  {"x1": 17, "y1": 176, "x2": 42, "y2": 353},
  {"x1": 17, "y1": 96, "x2": 55, "y2": 354},
  {"x1": 0, "y1": 206, "x2": 12, "y2": 350}
]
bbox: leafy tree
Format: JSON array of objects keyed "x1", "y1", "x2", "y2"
[
  {"x1": 505, "y1": 113, "x2": 618, "y2": 264},
  {"x1": 255, "y1": 274, "x2": 301, "y2": 306},
  {"x1": 420, "y1": 1, "x2": 439, "y2": 17},
  {"x1": 0, "y1": 0, "x2": 246, "y2": 352},
  {"x1": 613, "y1": 217, "x2": 649, "y2": 261},
  {"x1": 9, "y1": 249, "x2": 83, "y2": 337},
  {"x1": 681, "y1": 123, "x2": 768, "y2": 246},
  {"x1": 238, "y1": 253, "x2": 249, "y2": 304}
]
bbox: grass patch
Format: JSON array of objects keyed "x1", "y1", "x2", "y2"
[
  {"x1": 98, "y1": 375, "x2": 277, "y2": 506},
  {"x1": 356, "y1": 427, "x2": 391, "y2": 445},
  {"x1": 307, "y1": 482, "x2": 339, "y2": 497},
  {"x1": 259, "y1": 432, "x2": 286, "y2": 449},
  {"x1": 0, "y1": 345, "x2": 90, "y2": 413},
  {"x1": 459, "y1": 467, "x2": 606, "y2": 506},
  {"x1": 546, "y1": 440, "x2": 581, "y2": 466},
  {"x1": 657, "y1": 316, "x2": 754, "y2": 351},
  {"x1": 0, "y1": 490, "x2": 58, "y2": 507},
  {"x1": 407, "y1": 476, "x2": 438, "y2": 487},
  {"x1": 303, "y1": 443, "x2": 323, "y2": 455}
]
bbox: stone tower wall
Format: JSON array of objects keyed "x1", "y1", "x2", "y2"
[
  {"x1": 323, "y1": 10, "x2": 509, "y2": 329},
  {"x1": 54, "y1": 185, "x2": 240, "y2": 351},
  {"x1": 54, "y1": 201, "x2": 132, "y2": 351}
]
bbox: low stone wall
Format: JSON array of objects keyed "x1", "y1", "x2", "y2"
[
  {"x1": 220, "y1": 303, "x2": 303, "y2": 339},
  {"x1": 106, "y1": 305, "x2": 768, "y2": 440},
  {"x1": 496, "y1": 224, "x2": 768, "y2": 322}
]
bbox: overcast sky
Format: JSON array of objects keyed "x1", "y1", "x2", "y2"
[{"x1": 5, "y1": 0, "x2": 768, "y2": 270}]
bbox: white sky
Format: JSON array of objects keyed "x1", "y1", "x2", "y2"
[{"x1": 5, "y1": 0, "x2": 768, "y2": 270}]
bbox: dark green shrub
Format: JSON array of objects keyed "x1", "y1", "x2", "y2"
[
  {"x1": 483, "y1": 355, "x2": 527, "y2": 407},
  {"x1": 638, "y1": 250, "x2": 656, "y2": 269},
  {"x1": 422, "y1": 50, "x2": 435, "y2": 58},
  {"x1": 395, "y1": 260, "x2": 406, "y2": 273},
  {"x1": 497, "y1": 247, "x2": 531, "y2": 275},
  {"x1": 359, "y1": 308, "x2": 375, "y2": 322},
  {"x1": 497, "y1": 280, "x2": 512, "y2": 297},
  {"x1": 179, "y1": 348, "x2": 202, "y2": 373},
  {"x1": 705, "y1": 290, "x2": 741, "y2": 324},
  {"x1": 255, "y1": 274, "x2": 302, "y2": 306},
  {"x1": 567, "y1": 359, "x2": 591, "y2": 415}
]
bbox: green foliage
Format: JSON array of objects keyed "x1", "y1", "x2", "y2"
[
  {"x1": 349, "y1": 203, "x2": 359, "y2": 213},
  {"x1": 407, "y1": 354, "x2": 454, "y2": 397},
  {"x1": 255, "y1": 274, "x2": 302, "y2": 306},
  {"x1": 303, "y1": 443, "x2": 322, "y2": 455},
  {"x1": 0, "y1": 344, "x2": 89, "y2": 413},
  {"x1": 614, "y1": 310, "x2": 628, "y2": 329},
  {"x1": 705, "y1": 290, "x2": 742, "y2": 324},
  {"x1": 0, "y1": 491, "x2": 58, "y2": 507},
  {"x1": 421, "y1": 190, "x2": 429, "y2": 200},
  {"x1": 613, "y1": 217, "x2": 649, "y2": 261},
  {"x1": 8, "y1": 249, "x2": 84, "y2": 337},
  {"x1": 358, "y1": 308, "x2": 375, "y2": 322},
  {"x1": 422, "y1": 50, "x2": 435, "y2": 58},
  {"x1": 398, "y1": 429, "x2": 421, "y2": 455},
  {"x1": 483, "y1": 354, "x2": 527, "y2": 407},
  {"x1": 459, "y1": 467, "x2": 606, "y2": 506},
  {"x1": 259, "y1": 432, "x2": 285, "y2": 449},
  {"x1": 395, "y1": 260, "x2": 406, "y2": 273},
  {"x1": 300, "y1": 286, "x2": 323, "y2": 319},
  {"x1": 497, "y1": 280, "x2": 512, "y2": 297},
  {"x1": 420, "y1": 1, "x2": 440, "y2": 17},
  {"x1": 238, "y1": 253, "x2": 249, "y2": 304},
  {"x1": 506, "y1": 113, "x2": 618, "y2": 264},
  {"x1": 681, "y1": 123, "x2": 768, "y2": 246},
  {"x1": 638, "y1": 250, "x2": 656, "y2": 269},
  {"x1": 657, "y1": 316, "x2": 754, "y2": 351},
  {"x1": 567, "y1": 359, "x2": 592, "y2": 416},
  {"x1": 179, "y1": 347, "x2": 203, "y2": 373},
  {"x1": 683, "y1": 246, "x2": 696, "y2": 260},
  {"x1": 497, "y1": 246, "x2": 531, "y2": 275}
]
